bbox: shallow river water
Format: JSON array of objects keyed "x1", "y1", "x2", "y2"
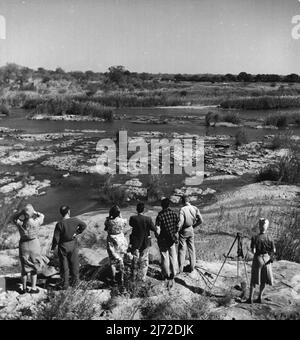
[{"x1": 0, "y1": 107, "x2": 299, "y2": 223}]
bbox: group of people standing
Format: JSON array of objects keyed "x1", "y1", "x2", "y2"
[
  {"x1": 13, "y1": 204, "x2": 87, "y2": 293},
  {"x1": 12, "y1": 196, "x2": 202, "y2": 293},
  {"x1": 13, "y1": 197, "x2": 276, "y2": 304},
  {"x1": 105, "y1": 196, "x2": 203, "y2": 287}
]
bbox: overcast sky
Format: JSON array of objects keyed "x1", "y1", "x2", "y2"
[{"x1": 0, "y1": 0, "x2": 299, "y2": 74}]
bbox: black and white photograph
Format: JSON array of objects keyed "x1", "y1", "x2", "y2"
[{"x1": 0, "y1": 0, "x2": 299, "y2": 323}]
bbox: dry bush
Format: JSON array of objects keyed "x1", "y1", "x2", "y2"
[
  {"x1": 35, "y1": 283, "x2": 104, "y2": 320},
  {"x1": 223, "y1": 112, "x2": 241, "y2": 124},
  {"x1": 257, "y1": 152, "x2": 300, "y2": 184},
  {"x1": 140, "y1": 294, "x2": 219, "y2": 320},
  {"x1": 275, "y1": 212, "x2": 300, "y2": 262},
  {"x1": 268, "y1": 133, "x2": 293, "y2": 150},
  {"x1": 0, "y1": 195, "x2": 24, "y2": 250},
  {"x1": 99, "y1": 175, "x2": 129, "y2": 206},
  {"x1": 146, "y1": 175, "x2": 164, "y2": 202},
  {"x1": 235, "y1": 129, "x2": 248, "y2": 148},
  {"x1": 205, "y1": 111, "x2": 219, "y2": 126},
  {"x1": 265, "y1": 114, "x2": 288, "y2": 128},
  {"x1": 0, "y1": 104, "x2": 10, "y2": 115}
]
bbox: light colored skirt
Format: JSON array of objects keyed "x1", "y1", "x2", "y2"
[
  {"x1": 19, "y1": 238, "x2": 46, "y2": 275},
  {"x1": 107, "y1": 233, "x2": 128, "y2": 266},
  {"x1": 251, "y1": 254, "x2": 274, "y2": 286}
]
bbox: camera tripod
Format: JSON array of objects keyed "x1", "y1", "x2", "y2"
[{"x1": 210, "y1": 233, "x2": 249, "y2": 292}]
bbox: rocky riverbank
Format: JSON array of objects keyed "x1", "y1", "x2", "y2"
[
  {"x1": 0, "y1": 181, "x2": 299, "y2": 320},
  {"x1": 1, "y1": 123, "x2": 291, "y2": 205},
  {"x1": 1, "y1": 259, "x2": 299, "y2": 320}
]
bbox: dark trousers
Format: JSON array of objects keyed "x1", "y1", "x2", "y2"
[{"x1": 58, "y1": 240, "x2": 79, "y2": 289}]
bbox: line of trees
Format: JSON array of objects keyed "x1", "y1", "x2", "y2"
[
  {"x1": 171, "y1": 72, "x2": 300, "y2": 83},
  {"x1": 0, "y1": 63, "x2": 300, "y2": 88}
]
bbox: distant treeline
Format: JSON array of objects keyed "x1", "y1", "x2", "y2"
[
  {"x1": 170, "y1": 72, "x2": 300, "y2": 84},
  {"x1": 0, "y1": 64, "x2": 299, "y2": 89}
]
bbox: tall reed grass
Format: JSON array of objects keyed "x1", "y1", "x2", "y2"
[
  {"x1": 257, "y1": 152, "x2": 300, "y2": 184},
  {"x1": 74, "y1": 92, "x2": 184, "y2": 107},
  {"x1": 35, "y1": 98, "x2": 114, "y2": 121},
  {"x1": 220, "y1": 96, "x2": 300, "y2": 110}
]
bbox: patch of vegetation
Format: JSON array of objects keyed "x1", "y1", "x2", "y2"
[
  {"x1": 1, "y1": 91, "x2": 41, "y2": 108},
  {"x1": 0, "y1": 195, "x2": 24, "y2": 250},
  {"x1": 256, "y1": 166, "x2": 281, "y2": 182},
  {"x1": 235, "y1": 129, "x2": 248, "y2": 148},
  {"x1": 257, "y1": 152, "x2": 300, "y2": 184},
  {"x1": 290, "y1": 112, "x2": 300, "y2": 126},
  {"x1": 0, "y1": 104, "x2": 10, "y2": 116},
  {"x1": 111, "y1": 278, "x2": 156, "y2": 300},
  {"x1": 99, "y1": 175, "x2": 129, "y2": 206},
  {"x1": 205, "y1": 111, "x2": 219, "y2": 127},
  {"x1": 205, "y1": 111, "x2": 240, "y2": 126},
  {"x1": 276, "y1": 212, "x2": 300, "y2": 262},
  {"x1": 23, "y1": 97, "x2": 45, "y2": 109},
  {"x1": 220, "y1": 96, "x2": 300, "y2": 110},
  {"x1": 268, "y1": 308, "x2": 300, "y2": 320},
  {"x1": 35, "y1": 98, "x2": 115, "y2": 121},
  {"x1": 223, "y1": 112, "x2": 241, "y2": 125},
  {"x1": 75, "y1": 92, "x2": 184, "y2": 108},
  {"x1": 268, "y1": 133, "x2": 293, "y2": 150},
  {"x1": 140, "y1": 294, "x2": 219, "y2": 320},
  {"x1": 36, "y1": 284, "x2": 103, "y2": 320},
  {"x1": 146, "y1": 175, "x2": 164, "y2": 202},
  {"x1": 265, "y1": 114, "x2": 288, "y2": 128}
]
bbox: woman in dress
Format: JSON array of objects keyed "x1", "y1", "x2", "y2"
[
  {"x1": 13, "y1": 204, "x2": 45, "y2": 294},
  {"x1": 104, "y1": 205, "x2": 128, "y2": 285},
  {"x1": 247, "y1": 218, "x2": 276, "y2": 304}
]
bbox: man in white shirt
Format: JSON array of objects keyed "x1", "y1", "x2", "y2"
[{"x1": 178, "y1": 195, "x2": 203, "y2": 273}]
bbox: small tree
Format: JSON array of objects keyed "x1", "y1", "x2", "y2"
[
  {"x1": 0, "y1": 104, "x2": 9, "y2": 116},
  {"x1": 237, "y1": 72, "x2": 253, "y2": 83},
  {"x1": 235, "y1": 129, "x2": 248, "y2": 149},
  {"x1": 107, "y1": 66, "x2": 129, "y2": 86}
]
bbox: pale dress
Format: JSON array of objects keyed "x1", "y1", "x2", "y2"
[
  {"x1": 16, "y1": 214, "x2": 47, "y2": 275},
  {"x1": 105, "y1": 217, "x2": 128, "y2": 266},
  {"x1": 250, "y1": 233, "x2": 275, "y2": 286}
]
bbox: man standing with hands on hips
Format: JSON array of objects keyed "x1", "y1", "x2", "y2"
[{"x1": 51, "y1": 206, "x2": 87, "y2": 290}]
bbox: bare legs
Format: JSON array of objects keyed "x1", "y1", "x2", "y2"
[
  {"x1": 111, "y1": 264, "x2": 117, "y2": 283},
  {"x1": 22, "y1": 275, "x2": 27, "y2": 291},
  {"x1": 21, "y1": 273, "x2": 37, "y2": 292},
  {"x1": 247, "y1": 283, "x2": 265, "y2": 304},
  {"x1": 111, "y1": 260, "x2": 124, "y2": 285},
  {"x1": 248, "y1": 283, "x2": 255, "y2": 303},
  {"x1": 31, "y1": 274, "x2": 37, "y2": 290},
  {"x1": 257, "y1": 283, "x2": 266, "y2": 303}
]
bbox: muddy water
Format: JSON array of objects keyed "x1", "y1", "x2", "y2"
[{"x1": 1, "y1": 107, "x2": 299, "y2": 223}]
